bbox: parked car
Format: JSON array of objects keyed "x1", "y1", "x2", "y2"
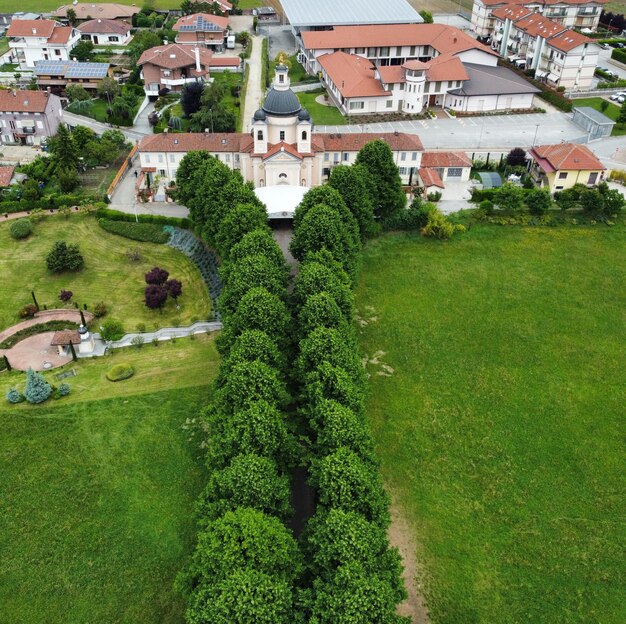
[
  {"x1": 601, "y1": 43, "x2": 611, "y2": 50},
  {"x1": 609, "y1": 92, "x2": 626, "y2": 101},
  {"x1": 613, "y1": 42, "x2": 625, "y2": 49}
]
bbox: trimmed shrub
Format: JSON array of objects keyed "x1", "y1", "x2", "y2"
[
  {"x1": 106, "y1": 363, "x2": 134, "y2": 381},
  {"x1": 95, "y1": 206, "x2": 190, "y2": 228},
  {"x1": 24, "y1": 368, "x2": 52, "y2": 404},
  {"x1": 100, "y1": 318, "x2": 125, "y2": 341},
  {"x1": 6, "y1": 388, "x2": 25, "y2": 404},
  {"x1": 46, "y1": 241, "x2": 84, "y2": 273},
  {"x1": 479, "y1": 199, "x2": 494, "y2": 215},
  {"x1": 58, "y1": 383, "x2": 71, "y2": 396},
  {"x1": 59, "y1": 290, "x2": 73, "y2": 302},
  {"x1": 93, "y1": 301, "x2": 108, "y2": 318},
  {"x1": 98, "y1": 219, "x2": 170, "y2": 244},
  {"x1": 421, "y1": 209, "x2": 456, "y2": 239},
  {"x1": 19, "y1": 304, "x2": 38, "y2": 319},
  {"x1": 10, "y1": 218, "x2": 32, "y2": 239}
]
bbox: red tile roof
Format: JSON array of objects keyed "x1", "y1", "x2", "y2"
[
  {"x1": 378, "y1": 65, "x2": 406, "y2": 84},
  {"x1": 514, "y1": 12, "x2": 565, "y2": 38},
  {"x1": 421, "y1": 151, "x2": 472, "y2": 167},
  {"x1": 419, "y1": 167, "x2": 444, "y2": 188},
  {"x1": 173, "y1": 13, "x2": 229, "y2": 31},
  {"x1": 78, "y1": 18, "x2": 131, "y2": 35},
  {"x1": 137, "y1": 43, "x2": 213, "y2": 69},
  {"x1": 318, "y1": 51, "x2": 390, "y2": 98},
  {"x1": 50, "y1": 330, "x2": 81, "y2": 346},
  {"x1": 426, "y1": 55, "x2": 468, "y2": 82},
  {"x1": 530, "y1": 143, "x2": 605, "y2": 171},
  {"x1": 48, "y1": 26, "x2": 74, "y2": 44},
  {"x1": 7, "y1": 19, "x2": 56, "y2": 38},
  {"x1": 481, "y1": 0, "x2": 606, "y2": 5},
  {"x1": 262, "y1": 142, "x2": 304, "y2": 160},
  {"x1": 302, "y1": 23, "x2": 496, "y2": 58},
  {"x1": 210, "y1": 57, "x2": 241, "y2": 68},
  {"x1": 317, "y1": 132, "x2": 424, "y2": 152},
  {"x1": 491, "y1": 5, "x2": 532, "y2": 21},
  {"x1": 0, "y1": 90, "x2": 54, "y2": 113},
  {"x1": 0, "y1": 165, "x2": 15, "y2": 187},
  {"x1": 138, "y1": 133, "x2": 246, "y2": 153},
  {"x1": 548, "y1": 29, "x2": 592, "y2": 52},
  {"x1": 53, "y1": 4, "x2": 139, "y2": 19}
]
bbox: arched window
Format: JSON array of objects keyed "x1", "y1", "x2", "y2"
[
  {"x1": 257, "y1": 130, "x2": 263, "y2": 140},
  {"x1": 301, "y1": 131, "x2": 307, "y2": 140},
  {"x1": 279, "y1": 173, "x2": 288, "y2": 179}
]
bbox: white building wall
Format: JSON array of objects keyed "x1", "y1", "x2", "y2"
[
  {"x1": 455, "y1": 48, "x2": 498, "y2": 66},
  {"x1": 449, "y1": 92, "x2": 535, "y2": 112}
]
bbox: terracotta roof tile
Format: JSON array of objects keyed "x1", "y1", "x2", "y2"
[
  {"x1": 7, "y1": 19, "x2": 56, "y2": 38},
  {"x1": 491, "y1": 5, "x2": 532, "y2": 21},
  {"x1": 378, "y1": 65, "x2": 406, "y2": 84},
  {"x1": 548, "y1": 29, "x2": 593, "y2": 52},
  {"x1": 48, "y1": 26, "x2": 74, "y2": 44},
  {"x1": 0, "y1": 90, "x2": 55, "y2": 113},
  {"x1": 0, "y1": 165, "x2": 15, "y2": 187},
  {"x1": 138, "y1": 133, "x2": 246, "y2": 153},
  {"x1": 137, "y1": 43, "x2": 213, "y2": 69},
  {"x1": 513, "y1": 12, "x2": 565, "y2": 38},
  {"x1": 262, "y1": 142, "x2": 303, "y2": 160},
  {"x1": 50, "y1": 330, "x2": 81, "y2": 346},
  {"x1": 421, "y1": 151, "x2": 472, "y2": 167},
  {"x1": 318, "y1": 51, "x2": 389, "y2": 98},
  {"x1": 53, "y1": 4, "x2": 139, "y2": 20},
  {"x1": 426, "y1": 55, "x2": 468, "y2": 82},
  {"x1": 530, "y1": 143, "x2": 605, "y2": 171},
  {"x1": 318, "y1": 132, "x2": 424, "y2": 152},
  {"x1": 419, "y1": 167, "x2": 444, "y2": 188},
  {"x1": 78, "y1": 18, "x2": 131, "y2": 35}
]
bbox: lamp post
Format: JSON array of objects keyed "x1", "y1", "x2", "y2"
[{"x1": 532, "y1": 123, "x2": 540, "y2": 147}]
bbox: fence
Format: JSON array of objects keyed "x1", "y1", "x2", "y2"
[
  {"x1": 106, "y1": 143, "x2": 137, "y2": 198},
  {"x1": 566, "y1": 88, "x2": 625, "y2": 98}
]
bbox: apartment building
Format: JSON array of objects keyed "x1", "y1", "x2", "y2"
[{"x1": 0, "y1": 90, "x2": 62, "y2": 146}]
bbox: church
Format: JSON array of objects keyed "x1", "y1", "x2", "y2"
[{"x1": 136, "y1": 65, "x2": 471, "y2": 216}]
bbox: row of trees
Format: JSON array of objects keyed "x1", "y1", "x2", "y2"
[
  {"x1": 287, "y1": 165, "x2": 410, "y2": 622},
  {"x1": 175, "y1": 152, "x2": 300, "y2": 621}
]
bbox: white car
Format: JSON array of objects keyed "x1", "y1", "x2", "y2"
[{"x1": 609, "y1": 92, "x2": 626, "y2": 102}]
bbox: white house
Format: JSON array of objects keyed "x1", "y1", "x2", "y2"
[
  {"x1": 7, "y1": 19, "x2": 80, "y2": 70},
  {"x1": 77, "y1": 18, "x2": 132, "y2": 45}
]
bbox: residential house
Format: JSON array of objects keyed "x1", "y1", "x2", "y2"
[
  {"x1": 0, "y1": 90, "x2": 63, "y2": 146},
  {"x1": 528, "y1": 142, "x2": 606, "y2": 191},
  {"x1": 0, "y1": 165, "x2": 16, "y2": 188},
  {"x1": 138, "y1": 43, "x2": 240, "y2": 97},
  {"x1": 471, "y1": 0, "x2": 608, "y2": 38},
  {"x1": 78, "y1": 18, "x2": 132, "y2": 45},
  {"x1": 52, "y1": 4, "x2": 139, "y2": 24},
  {"x1": 490, "y1": 6, "x2": 599, "y2": 88},
  {"x1": 172, "y1": 13, "x2": 230, "y2": 50},
  {"x1": 136, "y1": 66, "x2": 471, "y2": 202},
  {"x1": 7, "y1": 19, "x2": 81, "y2": 70},
  {"x1": 34, "y1": 60, "x2": 111, "y2": 92}
]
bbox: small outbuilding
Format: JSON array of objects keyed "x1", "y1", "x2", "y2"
[
  {"x1": 50, "y1": 330, "x2": 81, "y2": 357},
  {"x1": 571, "y1": 106, "x2": 616, "y2": 141}
]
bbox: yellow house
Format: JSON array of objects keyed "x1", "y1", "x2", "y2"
[{"x1": 529, "y1": 143, "x2": 606, "y2": 193}]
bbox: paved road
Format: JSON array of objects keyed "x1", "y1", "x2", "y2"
[
  {"x1": 63, "y1": 110, "x2": 148, "y2": 142},
  {"x1": 242, "y1": 35, "x2": 266, "y2": 133}
]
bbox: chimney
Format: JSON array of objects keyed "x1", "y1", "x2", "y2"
[{"x1": 195, "y1": 46, "x2": 201, "y2": 72}]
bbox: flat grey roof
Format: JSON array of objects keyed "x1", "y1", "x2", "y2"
[
  {"x1": 449, "y1": 63, "x2": 540, "y2": 97},
  {"x1": 573, "y1": 106, "x2": 615, "y2": 126},
  {"x1": 280, "y1": 0, "x2": 422, "y2": 27}
]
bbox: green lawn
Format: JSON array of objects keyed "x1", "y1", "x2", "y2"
[
  {"x1": 0, "y1": 213, "x2": 211, "y2": 332},
  {"x1": 0, "y1": 37, "x2": 9, "y2": 56},
  {"x1": 573, "y1": 98, "x2": 626, "y2": 136},
  {"x1": 0, "y1": 386, "x2": 213, "y2": 624},
  {"x1": 297, "y1": 89, "x2": 346, "y2": 125},
  {"x1": 2, "y1": 0, "x2": 174, "y2": 9},
  {"x1": 356, "y1": 226, "x2": 626, "y2": 623}
]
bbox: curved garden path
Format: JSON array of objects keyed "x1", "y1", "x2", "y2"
[{"x1": 0, "y1": 309, "x2": 93, "y2": 345}]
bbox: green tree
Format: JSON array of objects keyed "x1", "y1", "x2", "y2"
[
  {"x1": 306, "y1": 563, "x2": 409, "y2": 624},
  {"x1": 22, "y1": 178, "x2": 41, "y2": 201},
  {"x1": 555, "y1": 187, "x2": 578, "y2": 210},
  {"x1": 290, "y1": 204, "x2": 359, "y2": 279},
  {"x1": 600, "y1": 187, "x2": 624, "y2": 215},
  {"x1": 355, "y1": 139, "x2": 406, "y2": 220},
  {"x1": 71, "y1": 40, "x2": 94, "y2": 62},
  {"x1": 186, "y1": 569, "x2": 294, "y2": 624},
  {"x1": 525, "y1": 188, "x2": 552, "y2": 215},
  {"x1": 291, "y1": 261, "x2": 353, "y2": 319},
  {"x1": 66, "y1": 84, "x2": 90, "y2": 102},
  {"x1": 222, "y1": 329, "x2": 284, "y2": 374},
  {"x1": 190, "y1": 80, "x2": 236, "y2": 132},
  {"x1": 219, "y1": 255, "x2": 288, "y2": 316},
  {"x1": 215, "y1": 203, "x2": 269, "y2": 258},
  {"x1": 128, "y1": 30, "x2": 161, "y2": 65},
  {"x1": 24, "y1": 368, "x2": 52, "y2": 404},
  {"x1": 66, "y1": 7, "x2": 78, "y2": 26},
  {"x1": 328, "y1": 164, "x2": 377, "y2": 240},
  {"x1": 181, "y1": 81, "x2": 205, "y2": 117},
  {"x1": 580, "y1": 188, "x2": 602, "y2": 213},
  {"x1": 46, "y1": 241, "x2": 85, "y2": 273},
  {"x1": 297, "y1": 292, "x2": 350, "y2": 340},
  {"x1": 296, "y1": 327, "x2": 362, "y2": 380},
  {"x1": 205, "y1": 399, "x2": 295, "y2": 470},
  {"x1": 71, "y1": 124, "x2": 96, "y2": 150},
  {"x1": 617, "y1": 101, "x2": 626, "y2": 124},
  {"x1": 58, "y1": 167, "x2": 80, "y2": 192},
  {"x1": 303, "y1": 361, "x2": 365, "y2": 417},
  {"x1": 218, "y1": 360, "x2": 288, "y2": 414},
  {"x1": 227, "y1": 229, "x2": 288, "y2": 275},
  {"x1": 175, "y1": 150, "x2": 215, "y2": 207},
  {"x1": 419, "y1": 10, "x2": 434, "y2": 23},
  {"x1": 50, "y1": 123, "x2": 79, "y2": 171},
  {"x1": 198, "y1": 453, "x2": 292, "y2": 521},
  {"x1": 506, "y1": 147, "x2": 527, "y2": 167},
  {"x1": 97, "y1": 76, "x2": 121, "y2": 101},
  {"x1": 495, "y1": 182, "x2": 525, "y2": 212}
]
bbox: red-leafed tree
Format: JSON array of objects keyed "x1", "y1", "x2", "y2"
[
  {"x1": 145, "y1": 284, "x2": 168, "y2": 311},
  {"x1": 166, "y1": 279, "x2": 183, "y2": 300},
  {"x1": 145, "y1": 267, "x2": 170, "y2": 285}
]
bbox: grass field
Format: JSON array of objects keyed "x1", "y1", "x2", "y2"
[
  {"x1": 0, "y1": 385, "x2": 213, "y2": 624},
  {"x1": 297, "y1": 89, "x2": 346, "y2": 125},
  {"x1": 356, "y1": 226, "x2": 626, "y2": 623},
  {"x1": 0, "y1": 214, "x2": 211, "y2": 332},
  {"x1": 573, "y1": 98, "x2": 626, "y2": 136},
  {"x1": 0, "y1": 332, "x2": 219, "y2": 406}
]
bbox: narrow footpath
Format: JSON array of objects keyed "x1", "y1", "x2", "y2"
[{"x1": 242, "y1": 35, "x2": 266, "y2": 133}]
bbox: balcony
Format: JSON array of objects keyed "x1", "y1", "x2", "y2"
[
  {"x1": 162, "y1": 76, "x2": 204, "y2": 87},
  {"x1": 16, "y1": 127, "x2": 36, "y2": 135}
]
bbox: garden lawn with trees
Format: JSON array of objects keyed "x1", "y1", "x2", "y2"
[
  {"x1": 0, "y1": 213, "x2": 210, "y2": 331},
  {"x1": 356, "y1": 225, "x2": 626, "y2": 623},
  {"x1": 0, "y1": 384, "x2": 216, "y2": 624}
]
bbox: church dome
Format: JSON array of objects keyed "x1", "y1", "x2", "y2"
[
  {"x1": 262, "y1": 87, "x2": 302, "y2": 117},
  {"x1": 253, "y1": 108, "x2": 267, "y2": 121},
  {"x1": 298, "y1": 108, "x2": 311, "y2": 121}
]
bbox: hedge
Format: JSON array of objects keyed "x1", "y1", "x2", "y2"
[
  {"x1": 98, "y1": 218, "x2": 170, "y2": 243},
  {"x1": 611, "y1": 48, "x2": 626, "y2": 64},
  {"x1": 106, "y1": 363, "x2": 134, "y2": 381},
  {"x1": 95, "y1": 206, "x2": 191, "y2": 229},
  {"x1": 0, "y1": 194, "x2": 99, "y2": 215}
]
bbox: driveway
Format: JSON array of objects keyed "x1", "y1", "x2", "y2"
[{"x1": 242, "y1": 34, "x2": 266, "y2": 132}]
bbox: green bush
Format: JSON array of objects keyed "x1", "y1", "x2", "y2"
[
  {"x1": 106, "y1": 363, "x2": 135, "y2": 381},
  {"x1": 100, "y1": 318, "x2": 125, "y2": 341},
  {"x1": 46, "y1": 241, "x2": 84, "y2": 273},
  {"x1": 10, "y1": 218, "x2": 32, "y2": 239},
  {"x1": 98, "y1": 219, "x2": 170, "y2": 244},
  {"x1": 95, "y1": 207, "x2": 190, "y2": 228},
  {"x1": 479, "y1": 200, "x2": 494, "y2": 215},
  {"x1": 58, "y1": 383, "x2": 71, "y2": 396},
  {"x1": 420, "y1": 209, "x2": 457, "y2": 240},
  {"x1": 93, "y1": 301, "x2": 108, "y2": 318},
  {"x1": 470, "y1": 188, "x2": 498, "y2": 202},
  {"x1": 611, "y1": 48, "x2": 626, "y2": 65},
  {"x1": 24, "y1": 368, "x2": 52, "y2": 404},
  {"x1": 6, "y1": 388, "x2": 24, "y2": 404}
]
